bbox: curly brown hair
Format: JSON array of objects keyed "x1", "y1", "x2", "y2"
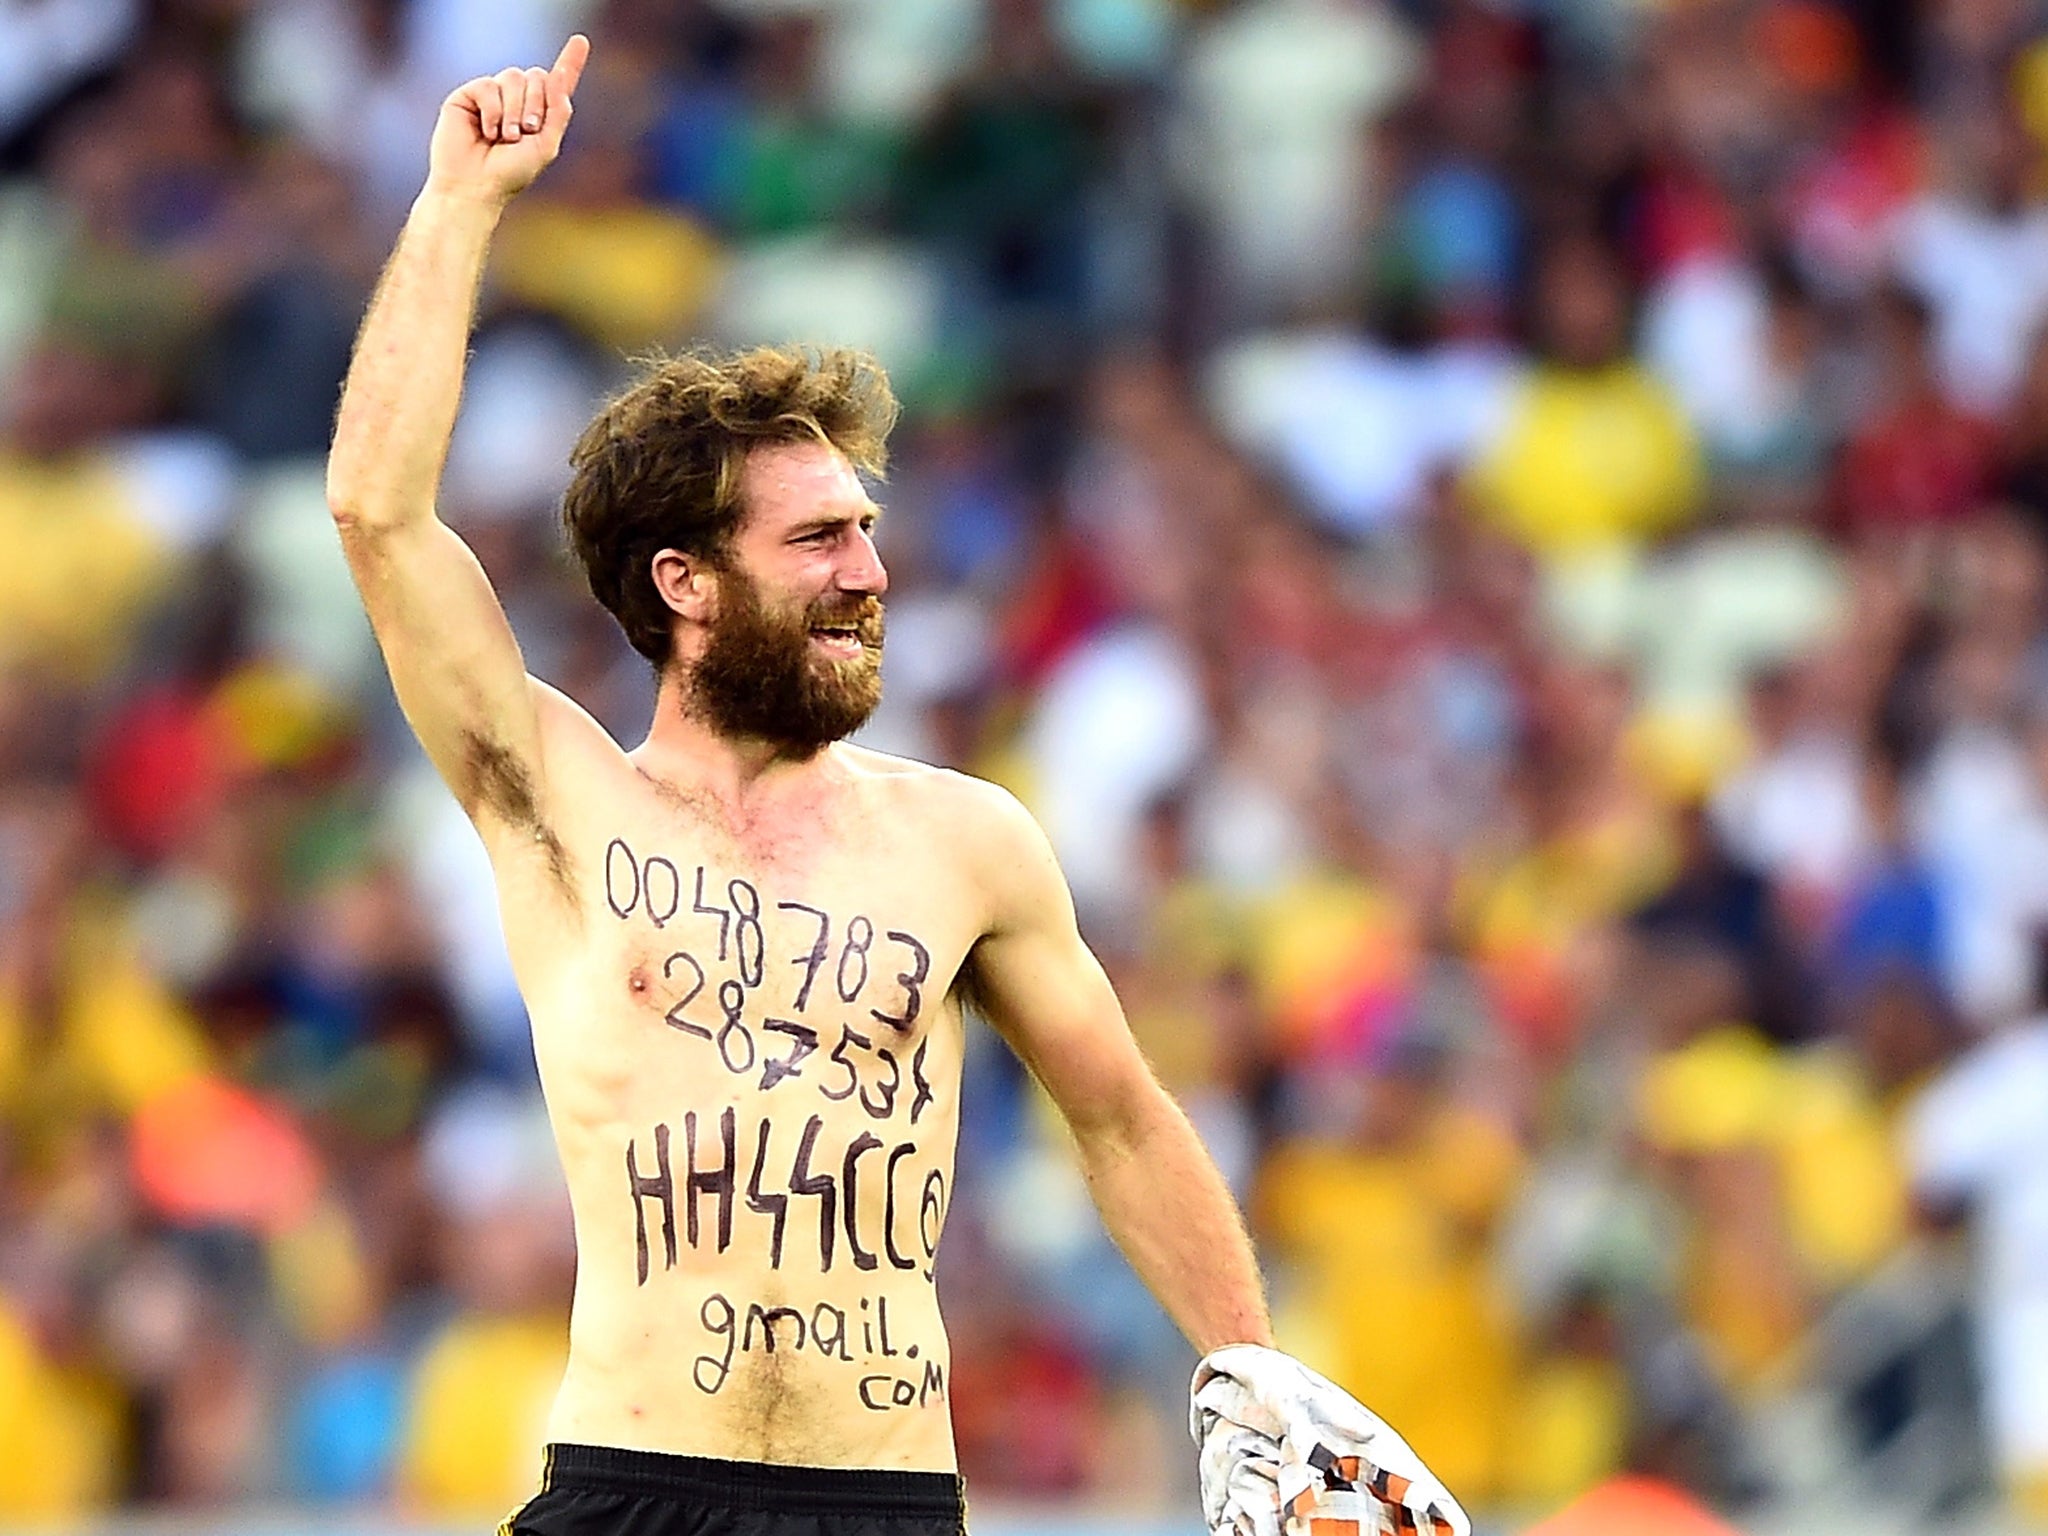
[{"x1": 561, "y1": 345, "x2": 899, "y2": 666}]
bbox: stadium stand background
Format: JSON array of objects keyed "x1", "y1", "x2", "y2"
[{"x1": 5, "y1": 0, "x2": 2048, "y2": 1530}]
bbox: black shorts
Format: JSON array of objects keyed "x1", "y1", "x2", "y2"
[{"x1": 501, "y1": 1443, "x2": 969, "y2": 1536}]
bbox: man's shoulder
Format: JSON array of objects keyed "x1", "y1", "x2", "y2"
[
  {"x1": 835, "y1": 746, "x2": 1037, "y2": 841},
  {"x1": 834, "y1": 749, "x2": 1064, "y2": 938}
]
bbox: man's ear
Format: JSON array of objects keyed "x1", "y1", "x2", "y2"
[{"x1": 651, "y1": 548, "x2": 716, "y2": 624}]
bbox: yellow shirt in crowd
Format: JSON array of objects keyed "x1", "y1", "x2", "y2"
[
  {"x1": 0, "y1": 452, "x2": 167, "y2": 681},
  {"x1": 400, "y1": 1311, "x2": 568, "y2": 1519},
  {"x1": 1467, "y1": 363, "x2": 1703, "y2": 559}
]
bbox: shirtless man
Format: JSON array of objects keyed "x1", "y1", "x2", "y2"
[{"x1": 328, "y1": 33, "x2": 1277, "y2": 1536}]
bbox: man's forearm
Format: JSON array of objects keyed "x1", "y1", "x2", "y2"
[
  {"x1": 1076, "y1": 1085, "x2": 1273, "y2": 1355},
  {"x1": 327, "y1": 187, "x2": 501, "y2": 527}
]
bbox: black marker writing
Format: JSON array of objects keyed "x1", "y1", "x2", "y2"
[
  {"x1": 696, "y1": 1292, "x2": 735, "y2": 1394},
  {"x1": 713, "y1": 981, "x2": 757, "y2": 1074},
  {"x1": 790, "y1": 1114, "x2": 837, "y2": 1271},
  {"x1": 651, "y1": 991, "x2": 936, "y2": 1124},
  {"x1": 884, "y1": 1142, "x2": 917, "y2": 1271},
  {"x1": 909, "y1": 1037, "x2": 934, "y2": 1126},
  {"x1": 684, "y1": 1107, "x2": 736, "y2": 1254},
  {"x1": 642, "y1": 855, "x2": 681, "y2": 929},
  {"x1": 810, "y1": 1301, "x2": 850, "y2": 1362},
  {"x1": 730, "y1": 878, "x2": 765, "y2": 987},
  {"x1": 857, "y1": 1294, "x2": 898, "y2": 1357},
  {"x1": 919, "y1": 1169, "x2": 946, "y2": 1282},
  {"x1": 780, "y1": 901, "x2": 831, "y2": 1010},
  {"x1": 692, "y1": 1291, "x2": 921, "y2": 1399},
  {"x1": 639, "y1": 1116, "x2": 924, "y2": 1274},
  {"x1": 859, "y1": 1046, "x2": 901, "y2": 1120},
  {"x1": 842, "y1": 1131, "x2": 883, "y2": 1272},
  {"x1": 871, "y1": 931, "x2": 930, "y2": 1031},
  {"x1": 745, "y1": 1117, "x2": 788, "y2": 1267},
  {"x1": 605, "y1": 838, "x2": 638, "y2": 920},
  {"x1": 760, "y1": 1018, "x2": 818, "y2": 1091},
  {"x1": 744, "y1": 1303, "x2": 807, "y2": 1354},
  {"x1": 662, "y1": 950, "x2": 708, "y2": 1036},
  {"x1": 605, "y1": 846, "x2": 942, "y2": 1039},
  {"x1": 627, "y1": 1125, "x2": 676, "y2": 1285},
  {"x1": 693, "y1": 865, "x2": 730, "y2": 960},
  {"x1": 820, "y1": 1025, "x2": 868, "y2": 1102},
  {"x1": 837, "y1": 916, "x2": 873, "y2": 1002},
  {"x1": 859, "y1": 1361, "x2": 946, "y2": 1412}
]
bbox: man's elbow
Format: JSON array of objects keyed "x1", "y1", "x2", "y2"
[
  {"x1": 325, "y1": 469, "x2": 379, "y2": 531},
  {"x1": 326, "y1": 484, "x2": 427, "y2": 537},
  {"x1": 326, "y1": 493, "x2": 368, "y2": 532}
]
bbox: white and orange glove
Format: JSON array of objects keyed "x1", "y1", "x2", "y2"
[{"x1": 1190, "y1": 1344, "x2": 1470, "y2": 1536}]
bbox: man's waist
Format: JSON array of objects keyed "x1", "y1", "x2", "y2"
[
  {"x1": 536, "y1": 1442, "x2": 965, "y2": 1518},
  {"x1": 549, "y1": 1329, "x2": 959, "y2": 1476}
]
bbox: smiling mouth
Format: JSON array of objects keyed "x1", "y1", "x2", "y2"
[{"x1": 809, "y1": 625, "x2": 866, "y2": 656}]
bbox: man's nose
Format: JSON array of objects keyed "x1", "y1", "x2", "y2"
[{"x1": 840, "y1": 526, "x2": 888, "y2": 595}]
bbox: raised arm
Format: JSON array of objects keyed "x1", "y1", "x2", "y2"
[
  {"x1": 962, "y1": 785, "x2": 1272, "y2": 1355},
  {"x1": 326, "y1": 37, "x2": 589, "y2": 848}
]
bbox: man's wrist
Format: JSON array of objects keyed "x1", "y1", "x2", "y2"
[
  {"x1": 1197, "y1": 1332, "x2": 1277, "y2": 1359},
  {"x1": 413, "y1": 180, "x2": 511, "y2": 228}
]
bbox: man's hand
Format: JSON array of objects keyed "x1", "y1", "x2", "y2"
[
  {"x1": 1191, "y1": 1346, "x2": 1470, "y2": 1536},
  {"x1": 425, "y1": 33, "x2": 590, "y2": 208}
]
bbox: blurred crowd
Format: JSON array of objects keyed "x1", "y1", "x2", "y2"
[{"x1": 9, "y1": 0, "x2": 2048, "y2": 1526}]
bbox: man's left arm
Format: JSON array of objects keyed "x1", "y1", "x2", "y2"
[{"x1": 962, "y1": 785, "x2": 1273, "y2": 1355}]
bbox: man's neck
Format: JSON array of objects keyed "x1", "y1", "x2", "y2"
[{"x1": 633, "y1": 668, "x2": 838, "y2": 817}]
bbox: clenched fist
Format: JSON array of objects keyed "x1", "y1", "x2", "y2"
[{"x1": 426, "y1": 34, "x2": 590, "y2": 207}]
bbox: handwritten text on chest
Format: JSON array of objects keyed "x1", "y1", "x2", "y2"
[{"x1": 604, "y1": 837, "x2": 948, "y2": 1283}]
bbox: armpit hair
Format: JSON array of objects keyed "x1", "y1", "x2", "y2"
[
  {"x1": 954, "y1": 943, "x2": 991, "y2": 1025},
  {"x1": 457, "y1": 730, "x2": 575, "y2": 897}
]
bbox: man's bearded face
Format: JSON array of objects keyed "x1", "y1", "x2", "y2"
[{"x1": 688, "y1": 561, "x2": 885, "y2": 752}]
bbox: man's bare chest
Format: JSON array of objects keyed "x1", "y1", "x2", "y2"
[
  {"x1": 509, "y1": 778, "x2": 982, "y2": 1140},
  {"x1": 600, "y1": 794, "x2": 969, "y2": 1005},
  {"x1": 509, "y1": 785, "x2": 978, "y2": 1304}
]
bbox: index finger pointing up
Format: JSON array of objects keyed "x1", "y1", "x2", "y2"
[{"x1": 551, "y1": 33, "x2": 591, "y2": 96}]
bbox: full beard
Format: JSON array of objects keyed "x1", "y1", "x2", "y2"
[{"x1": 687, "y1": 568, "x2": 885, "y2": 754}]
